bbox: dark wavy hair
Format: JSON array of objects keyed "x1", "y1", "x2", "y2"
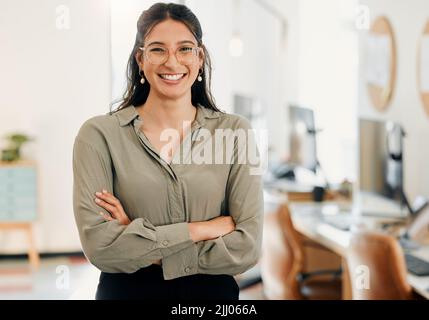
[{"x1": 110, "y1": 2, "x2": 221, "y2": 114}]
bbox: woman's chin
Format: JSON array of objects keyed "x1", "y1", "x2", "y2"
[{"x1": 157, "y1": 87, "x2": 189, "y2": 100}]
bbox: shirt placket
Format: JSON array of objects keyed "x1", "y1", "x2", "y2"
[
  {"x1": 132, "y1": 117, "x2": 203, "y2": 223},
  {"x1": 169, "y1": 121, "x2": 204, "y2": 222},
  {"x1": 132, "y1": 117, "x2": 178, "y2": 181}
]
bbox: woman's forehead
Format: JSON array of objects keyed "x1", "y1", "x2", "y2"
[
  {"x1": 145, "y1": 40, "x2": 197, "y2": 48},
  {"x1": 145, "y1": 19, "x2": 196, "y2": 45}
]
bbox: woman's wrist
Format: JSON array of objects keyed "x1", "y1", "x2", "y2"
[
  {"x1": 188, "y1": 222, "x2": 202, "y2": 242},
  {"x1": 188, "y1": 221, "x2": 211, "y2": 242}
]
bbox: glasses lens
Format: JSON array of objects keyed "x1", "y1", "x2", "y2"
[
  {"x1": 146, "y1": 46, "x2": 168, "y2": 65},
  {"x1": 145, "y1": 45, "x2": 199, "y2": 65},
  {"x1": 176, "y1": 46, "x2": 198, "y2": 65}
]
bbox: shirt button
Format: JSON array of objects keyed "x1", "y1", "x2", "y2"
[
  {"x1": 184, "y1": 266, "x2": 191, "y2": 273},
  {"x1": 162, "y1": 240, "x2": 169, "y2": 247}
]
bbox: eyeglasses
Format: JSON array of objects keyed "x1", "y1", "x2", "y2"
[{"x1": 139, "y1": 44, "x2": 201, "y2": 65}]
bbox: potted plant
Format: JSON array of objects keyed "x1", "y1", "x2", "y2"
[{"x1": 1, "y1": 133, "x2": 34, "y2": 162}]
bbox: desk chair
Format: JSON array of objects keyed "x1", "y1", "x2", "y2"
[
  {"x1": 260, "y1": 201, "x2": 342, "y2": 300},
  {"x1": 347, "y1": 230, "x2": 414, "y2": 300}
]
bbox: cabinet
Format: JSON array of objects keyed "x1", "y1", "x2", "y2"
[{"x1": 0, "y1": 161, "x2": 40, "y2": 268}]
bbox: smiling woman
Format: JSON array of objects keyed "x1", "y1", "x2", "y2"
[
  {"x1": 72, "y1": 2, "x2": 264, "y2": 301},
  {"x1": 134, "y1": 19, "x2": 202, "y2": 101},
  {"x1": 113, "y1": 3, "x2": 219, "y2": 113}
]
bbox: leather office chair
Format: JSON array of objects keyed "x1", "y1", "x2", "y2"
[
  {"x1": 347, "y1": 230, "x2": 414, "y2": 300},
  {"x1": 260, "y1": 200, "x2": 342, "y2": 300}
]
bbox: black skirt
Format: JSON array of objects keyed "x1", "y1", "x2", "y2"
[{"x1": 95, "y1": 264, "x2": 240, "y2": 300}]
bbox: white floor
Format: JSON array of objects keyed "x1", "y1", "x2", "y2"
[
  {"x1": 0, "y1": 256, "x2": 264, "y2": 300},
  {"x1": 0, "y1": 256, "x2": 99, "y2": 300}
]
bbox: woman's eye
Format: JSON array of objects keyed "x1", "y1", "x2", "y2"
[
  {"x1": 150, "y1": 47, "x2": 166, "y2": 53},
  {"x1": 180, "y1": 47, "x2": 193, "y2": 53}
]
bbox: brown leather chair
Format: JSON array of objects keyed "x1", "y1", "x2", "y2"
[
  {"x1": 347, "y1": 230, "x2": 414, "y2": 300},
  {"x1": 260, "y1": 199, "x2": 342, "y2": 300}
]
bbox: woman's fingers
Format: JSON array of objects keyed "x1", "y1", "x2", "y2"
[
  {"x1": 94, "y1": 189, "x2": 130, "y2": 225},
  {"x1": 94, "y1": 197, "x2": 116, "y2": 213},
  {"x1": 94, "y1": 190, "x2": 121, "y2": 214},
  {"x1": 99, "y1": 212, "x2": 113, "y2": 222},
  {"x1": 95, "y1": 190, "x2": 120, "y2": 207}
]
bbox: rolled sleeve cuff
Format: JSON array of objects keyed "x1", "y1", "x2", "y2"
[
  {"x1": 155, "y1": 222, "x2": 194, "y2": 258},
  {"x1": 161, "y1": 243, "x2": 199, "y2": 280}
]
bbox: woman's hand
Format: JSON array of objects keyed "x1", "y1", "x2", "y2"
[
  {"x1": 94, "y1": 189, "x2": 131, "y2": 226},
  {"x1": 188, "y1": 216, "x2": 236, "y2": 243},
  {"x1": 94, "y1": 189, "x2": 161, "y2": 266}
]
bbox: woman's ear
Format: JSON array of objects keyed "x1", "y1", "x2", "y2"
[
  {"x1": 135, "y1": 50, "x2": 144, "y2": 68},
  {"x1": 199, "y1": 47, "x2": 205, "y2": 69}
]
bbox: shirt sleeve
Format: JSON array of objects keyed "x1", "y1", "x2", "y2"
[
  {"x1": 161, "y1": 117, "x2": 264, "y2": 280},
  {"x1": 72, "y1": 121, "x2": 194, "y2": 274}
]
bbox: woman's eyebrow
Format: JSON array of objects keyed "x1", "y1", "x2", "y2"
[{"x1": 146, "y1": 40, "x2": 197, "y2": 46}]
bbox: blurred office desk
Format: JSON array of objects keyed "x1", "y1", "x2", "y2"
[
  {"x1": 288, "y1": 201, "x2": 429, "y2": 300},
  {"x1": 264, "y1": 179, "x2": 348, "y2": 202}
]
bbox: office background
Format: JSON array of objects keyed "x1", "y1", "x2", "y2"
[
  {"x1": 0, "y1": 0, "x2": 355, "y2": 254},
  {"x1": 1, "y1": 0, "x2": 429, "y2": 299}
]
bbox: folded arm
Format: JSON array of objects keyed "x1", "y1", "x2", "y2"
[
  {"x1": 161, "y1": 117, "x2": 264, "y2": 280},
  {"x1": 73, "y1": 127, "x2": 195, "y2": 274}
]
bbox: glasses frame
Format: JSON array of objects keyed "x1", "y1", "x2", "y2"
[{"x1": 138, "y1": 44, "x2": 202, "y2": 66}]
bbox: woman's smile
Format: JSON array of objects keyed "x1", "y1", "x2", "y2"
[{"x1": 157, "y1": 72, "x2": 188, "y2": 85}]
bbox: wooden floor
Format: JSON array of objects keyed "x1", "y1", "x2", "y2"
[{"x1": 239, "y1": 282, "x2": 266, "y2": 300}]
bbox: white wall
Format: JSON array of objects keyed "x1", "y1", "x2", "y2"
[
  {"x1": 297, "y1": 0, "x2": 359, "y2": 184},
  {"x1": 358, "y1": 0, "x2": 429, "y2": 202},
  {"x1": 111, "y1": 0, "x2": 156, "y2": 106},
  {"x1": 0, "y1": 0, "x2": 111, "y2": 253}
]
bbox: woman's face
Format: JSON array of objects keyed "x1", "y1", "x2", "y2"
[{"x1": 136, "y1": 19, "x2": 203, "y2": 101}]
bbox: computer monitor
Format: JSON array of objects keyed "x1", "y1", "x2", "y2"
[
  {"x1": 233, "y1": 94, "x2": 266, "y2": 129},
  {"x1": 233, "y1": 94, "x2": 255, "y2": 121},
  {"x1": 359, "y1": 118, "x2": 411, "y2": 217},
  {"x1": 288, "y1": 105, "x2": 318, "y2": 173}
]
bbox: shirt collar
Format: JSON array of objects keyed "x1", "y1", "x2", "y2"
[
  {"x1": 115, "y1": 103, "x2": 221, "y2": 127},
  {"x1": 115, "y1": 105, "x2": 139, "y2": 127}
]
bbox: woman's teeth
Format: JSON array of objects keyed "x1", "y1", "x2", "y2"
[{"x1": 159, "y1": 73, "x2": 185, "y2": 81}]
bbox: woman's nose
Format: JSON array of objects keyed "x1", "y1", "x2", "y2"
[{"x1": 163, "y1": 50, "x2": 181, "y2": 68}]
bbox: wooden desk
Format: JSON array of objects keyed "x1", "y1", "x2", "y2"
[
  {"x1": 264, "y1": 179, "x2": 349, "y2": 202},
  {"x1": 288, "y1": 201, "x2": 429, "y2": 300}
]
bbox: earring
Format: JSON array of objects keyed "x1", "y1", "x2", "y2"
[
  {"x1": 197, "y1": 69, "x2": 203, "y2": 82},
  {"x1": 139, "y1": 70, "x2": 145, "y2": 84}
]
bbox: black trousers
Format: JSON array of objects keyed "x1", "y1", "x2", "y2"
[{"x1": 95, "y1": 264, "x2": 239, "y2": 300}]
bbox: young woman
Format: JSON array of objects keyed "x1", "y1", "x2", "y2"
[{"x1": 73, "y1": 2, "x2": 263, "y2": 300}]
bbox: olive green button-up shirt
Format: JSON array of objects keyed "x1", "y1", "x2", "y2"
[{"x1": 72, "y1": 104, "x2": 264, "y2": 280}]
